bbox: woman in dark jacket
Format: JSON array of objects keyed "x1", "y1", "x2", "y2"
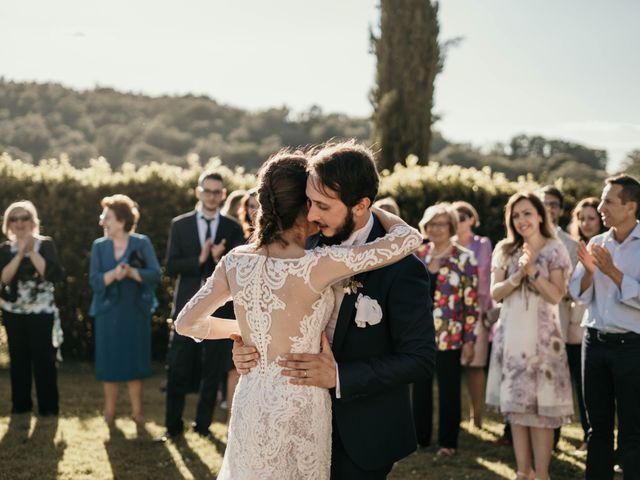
[{"x1": 0, "y1": 200, "x2": 64, "y2": 416}]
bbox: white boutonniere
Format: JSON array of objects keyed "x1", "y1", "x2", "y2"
[
  {"x1": 343, "y1": 277, "x2": 363, "y2": 295},
  {"x1": 354, "y1": 294, "x2": 383, "y2": 328}
]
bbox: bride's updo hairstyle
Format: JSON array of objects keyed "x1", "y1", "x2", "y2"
[{"x1": 253, "y1": 149, "x2": 309, "y2": 248}]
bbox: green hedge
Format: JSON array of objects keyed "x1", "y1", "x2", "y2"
[{"x1": 0, "y1": 153, "x2": 599, "y2": 360}]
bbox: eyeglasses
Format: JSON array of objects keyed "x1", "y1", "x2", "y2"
[
  {"x1": 201, "y1": 188, "x2": 224, "y2": 196},
  {"x1": 544, "y1": 201, "x2": 561, "y2": 209},
  {"x1": 8, "y1": 214, "x2": 31, "y2": 223},
  {"x1": 426, "y1": 221, "x2": 450, "y2": 230}
]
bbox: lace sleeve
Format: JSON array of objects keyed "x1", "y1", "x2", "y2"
[
  {"x1": 309, "y1": 223, "x2": 422, "y2": 292},
  {"x1": 174, "y1": 257, "x2": 232, "y2": 341}
]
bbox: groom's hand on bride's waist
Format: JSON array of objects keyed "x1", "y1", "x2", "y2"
[
  {"x1": 279, "y1": 333, "x2": 337, "y2": 389},
  {"x1": 230, "y1": 333, "x2": 259, "y2": 374}
]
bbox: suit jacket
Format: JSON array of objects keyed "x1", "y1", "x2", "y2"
[
  {"x1": 327, "y1": 215, "x2": 435, "y2": 470},
  {"x1": 166, "y1": 210, "x2": 244, "y2": 318}
]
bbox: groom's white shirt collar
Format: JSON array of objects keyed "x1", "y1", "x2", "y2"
[{"x1": 341, "y1": 212, "x2": 374, "y2": 247}]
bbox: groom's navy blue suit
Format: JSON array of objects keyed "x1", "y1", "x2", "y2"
[{"x1": 311, "y1": 214, "x2": 435, "y2": 479}]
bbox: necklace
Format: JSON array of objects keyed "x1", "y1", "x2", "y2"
[{"x1": 430, "y1": 242, "x2": 452, "y2": 259}]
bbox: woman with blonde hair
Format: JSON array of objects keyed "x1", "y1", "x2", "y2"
[
  {"x1": 486, "y1": 192, "x2": 573, "y2": 480},
  {"x1": 413, "y1": 202, "x2": 478, "y2": 456},
  {"x1": 0, "y1": 200, "x2": 64, "y2": 416},
  {"x1": 89, "y1": 194, "x2": 161, "y2": 425}
]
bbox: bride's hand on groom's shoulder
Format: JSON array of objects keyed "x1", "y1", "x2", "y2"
[
  {"x1": 230, "y1": 333, "x2": 259, "y2": 374},
  {"x1": 279, "y1": 333, "x2": 337, "y2": 389}
]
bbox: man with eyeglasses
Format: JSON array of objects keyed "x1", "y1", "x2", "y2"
[{"x1": 158, "y1": 170, "x2": 244, "y2": 442}]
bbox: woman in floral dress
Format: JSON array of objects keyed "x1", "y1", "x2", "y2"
[
  {"x1": 486, "y1": 192, "x2": 573, "y2": 480},
  {"x1": 413, "y1": 202, "x2": 478, "y2": 456}
]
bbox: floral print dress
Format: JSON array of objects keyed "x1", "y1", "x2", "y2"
[{"x1": 486, "y1": 239, "x2": 574, "y2": 428}]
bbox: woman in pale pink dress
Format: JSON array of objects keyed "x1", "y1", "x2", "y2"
[{"x1": 486, "y1": 193, "x2": 573, "y2": 480}]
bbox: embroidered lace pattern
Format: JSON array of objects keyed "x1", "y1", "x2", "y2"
[{"x1": 175, "y1": 223, "x2": 421, "y2": 479}]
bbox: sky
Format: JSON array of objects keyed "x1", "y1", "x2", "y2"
[{"x1": 1, "y1": 0, "x2": 638, "y2": 171}]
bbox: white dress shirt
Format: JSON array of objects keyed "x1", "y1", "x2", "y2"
[
  {"x1": 196, "y1": 209, "x2": 220, "y2": 246},
  {"x1": 569, "y1": 222, "x2": 640, "y2": 334}
]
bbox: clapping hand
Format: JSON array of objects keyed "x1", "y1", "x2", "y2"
[
  {"x1": 199, "y1": 238, "x2": 213, "y2": 264},
  {"x1": 16, "y1": 235, "x2": 35, "y2": 255},
  {"x1": 591, "y1": 244, "x2": 617, "y2": 277},
  {"x1": 577, "y1": 241, "x2": 596, "y2": 274},
  {"x1": 114, "y1": 263, "x2": 128, "y2": 281},
  {"x1": 211, "y1": 238, "x2": 227, "y2": 263},
  {"x1": 518, "y1": 243, "x2": 538, "y2": 275}
]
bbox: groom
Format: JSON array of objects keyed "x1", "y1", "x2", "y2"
[{"x1": 233, "y1": 141, "x2": 435, "y2": 479}]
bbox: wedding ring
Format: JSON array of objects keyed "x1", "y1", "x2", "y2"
[{"x1": 303, "y1": 370, "x2": 308, "y2": 377}]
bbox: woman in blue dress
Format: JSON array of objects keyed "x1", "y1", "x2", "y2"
[{"x1": 89, "y1": 194, "x2": 161, "y2": 425}]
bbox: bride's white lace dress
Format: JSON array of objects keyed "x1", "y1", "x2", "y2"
[{"x1": 175, "y1": 223, "x2": 421, "y2": 479}]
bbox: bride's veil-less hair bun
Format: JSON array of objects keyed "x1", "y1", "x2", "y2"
[{"x1": 253, "y1": 149, "x2": 309, "y2": 248}]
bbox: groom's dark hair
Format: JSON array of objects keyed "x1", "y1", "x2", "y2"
[
  {"x1": 253, "y1": 149, "x2": 309, "y2": 248},
  {"x1": 308, "y1": 140, "x2": 379, "y2": 208}
]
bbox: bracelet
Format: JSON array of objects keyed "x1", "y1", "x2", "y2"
[
  {"x1": 507, "y1": 275, "x2": 520, "y2": 287},
  {"x1": 527, "y1": 269, "x2": 541, "y2": 283}
]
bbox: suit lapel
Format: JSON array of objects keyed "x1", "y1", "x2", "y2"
[
  {"x1": 187, "y1": 212, "x2": 200, "y2": 250},
  {"x1": 331, "y1": 215, "x2": 385, "y2": 354}
]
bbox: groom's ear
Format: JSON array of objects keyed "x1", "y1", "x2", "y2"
[{"x1": 351, "y1": 197, "x2": 372, "y2": 219}]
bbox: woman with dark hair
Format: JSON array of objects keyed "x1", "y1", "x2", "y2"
[
  {"x1": 174, "y1": 149, "x2": 422, "y2": 479},
  {"x1": 221, "y1": 189, "x2": 247, "y2": 222},
  {"x1": 486, "y1": 192, "x2": 573, "y2": 480},
  {"x1": 566, "y1": 197, "x2": 606, "y2": 453},
  {"x1": 452, "y1": 200, "x2": 494, "y2": 430},
  {"x1": 89, "y1": 194, "x2": 161, "y2": 425},
  {"x1": 238, "y1": 188, "x2": 259, "y2": 241},
  {"x1": 0, "y1": 200, "x2": 64, "y2": 416}
]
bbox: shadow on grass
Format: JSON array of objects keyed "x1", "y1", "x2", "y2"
[{"x1": 0, "y1": 414, "x2": 66, "y2": 479}]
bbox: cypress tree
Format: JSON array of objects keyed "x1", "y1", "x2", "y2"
[{"x1": 371, "y1": 0, "x2": 440, "y2": 170}]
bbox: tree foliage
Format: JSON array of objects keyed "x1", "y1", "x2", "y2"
[
  {"x1": 0, "y1": 79, "x2": 371, "y2": 170},
  {"x1": 370, "y1": 0, "x2": 440, "y2": 170}
]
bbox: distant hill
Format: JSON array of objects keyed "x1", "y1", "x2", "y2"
[{"x1": 0, "y1": 79, "x2": 372, "y2": 170}]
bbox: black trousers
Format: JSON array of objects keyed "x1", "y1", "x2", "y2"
[
  {"x1": 566, "y1": 342, "x2": 589, "y2": 442},
  {"x1": 583, "y1": 329, "x2": 640, "y2": 480},
  {"x1": 2, "y1": 311, "x2": 59, "y2": 415},
  {"x1": 330, "y1": 423, "x2": 393, "y2": 480},
  {"x1": 165, "y1": 332, "x2": 231, "y2": 435},
  {"x1": 413, "y1": 349, "x2": 462, "y2": 449}
]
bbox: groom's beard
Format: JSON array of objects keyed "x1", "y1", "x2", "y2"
[{"x1": 319, "y1": 211, "x2": 356, "y2": 246}]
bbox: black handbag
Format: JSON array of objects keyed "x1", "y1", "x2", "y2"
[{"x1": 128, "y1": 249, "x2": 146, "y2": 269}]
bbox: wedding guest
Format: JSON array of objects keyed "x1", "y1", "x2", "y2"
[
  {"x1": 566, "y1": 197, "x2": 606, "y2": 453},
  {"x1": 372, "y1": 196, "x2": 400, "y2": 216},
  {"x1": 487, "y1": 192, "x2": 573, "y2": 480},
  {"x1": 539, "y1": 186, "x2": 578, "y2": 449},
  {"x1": 0, "y1": 201, "x2": 64, "y2": 416},
  {"x1": 413, "y1": 202, "x2": 478, "y2": 456},
  {"x1": 570, "y1": 175, "x2": 640, "y2": 479},
  {"x1": 89, "y1": 194, "x2": 161, "y2": 425},
  {"x1": 158, "y1": 171, "x2": 244, "y2": 442},
  {"x1": 452, "y1": 200, "x2": 493, "y2": 429},
  {"x1": 221, "y1": 189, "x2": 246, "y2": 222},
  {"x1": 238, "y1": 188, "x2": 259, "y2": 240}
]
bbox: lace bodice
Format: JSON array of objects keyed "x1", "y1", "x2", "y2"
[
  {"x1": 175, "y1": 223, "x2": 421, "y2": 364},
  {"x1": 174, "y1": 222, "x2": 421, "y2": 479}
]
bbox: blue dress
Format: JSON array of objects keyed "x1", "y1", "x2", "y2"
[{"x1": 89, "y1": 233, "x2": 161, "y2": 382}]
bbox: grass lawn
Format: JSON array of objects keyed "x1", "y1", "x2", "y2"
[{"x1": 0, "y1": 357, "x2": 588, "y2": 479}]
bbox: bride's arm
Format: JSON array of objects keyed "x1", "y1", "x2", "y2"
[
  {"x1": 309, "y1": 206, "x2": 422, "y2": 292},
  {"x1": 174, "y1": 259, "x2": 233, "y2": 341}
]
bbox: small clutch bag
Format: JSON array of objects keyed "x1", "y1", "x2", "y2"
[{"x1": 128, "y1": 249, "x2": 146, "y2": 269}]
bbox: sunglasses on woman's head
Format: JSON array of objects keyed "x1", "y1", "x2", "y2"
[{"x1": 8, "y1": 214, "x2": 31, "y2": 223}]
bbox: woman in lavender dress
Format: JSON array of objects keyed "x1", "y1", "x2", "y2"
[{"x1": 452, "y1": 201, "x2": 494, "y2": 429}]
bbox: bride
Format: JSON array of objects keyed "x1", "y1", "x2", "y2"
[{"x1": 174, "y1": 150, "x2": 422, "y2": 479}]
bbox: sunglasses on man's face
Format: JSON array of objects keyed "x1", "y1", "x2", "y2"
[{"x1": 8, "y1": 214, "x2": 31, "y2": 223}]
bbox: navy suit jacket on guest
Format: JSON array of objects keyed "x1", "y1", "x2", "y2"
[
  {"x1": 312, "y1": 214, "x2": 435, "y2": 471},
  {"x1": 166, "y1": 210, "x2": 244, "y2": 319}
]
